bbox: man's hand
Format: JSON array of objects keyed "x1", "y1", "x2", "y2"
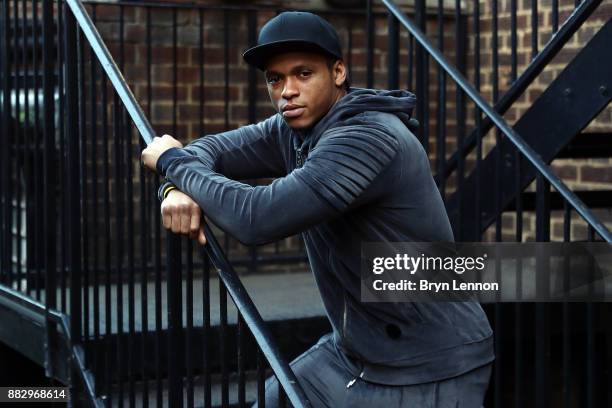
[
  {"x1": 141, "y1": 134, "x2": 183, "y2": 172},
  {"x1": 161, "y1": 189, "x2": 207, "y2": 245}
]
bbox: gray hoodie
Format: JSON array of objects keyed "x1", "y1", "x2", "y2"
[{"x1": 157, "y1": 87, "x2": 494, "y2": 385}]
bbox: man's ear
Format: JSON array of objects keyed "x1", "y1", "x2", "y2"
[{"x1": 333, "y1": 60, "x2": 347, "y2": 88}]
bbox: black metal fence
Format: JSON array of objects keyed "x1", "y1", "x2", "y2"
[
  {"x1": 377, "y1": 0, "x2": 612, "y2": 407},
  {"x1": 1, "y1": 0, "x2": 320, "y2": 406},
  {"x1": 1, "y1": 0, "x2": 612, "y2": 406}
]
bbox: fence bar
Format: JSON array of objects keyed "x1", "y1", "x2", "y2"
[
  {"x1": 168, "y1": 11, "x2": 183, "y2": 390},
  {"x1": 586, "y1": 301, "x2": 594, "y2": 407},
  {"x1": 150, "y1": 5, "x2": 161, "y2": 402},
  {"x1": 57, "y1": 0, "x2": 67, "y2": 314},
  {"x1": 511, "y1": 2, "x2": 523, "y2": 402},
  {"x1": 101, "y1": 70, "x2": 112, "y2": 406},
  {"x1": 473, "y1": 0, "x2": 482, "y2": 240},
  {"x1": 257, "y1": 348, "x2": 266, "y2": 408},
  {"x1": 198, "y1": 11, "x2": 212, "y2": 407},
  {"x1": 586, "y1": 223, "x2": 594, "y2": 408},
  {"x1": 454, "y1": 0, "x2": 465, "y2": 240},
  {"x1": 415, "y1": 0, "x2": 425, "y2": 146},
  {"x1": 247, "y1": 10, "x2": 257, "y2": 124},
  {"x1": 202, "y1": 256, "x2": 211, "y2": 408},
  {"x1": 511, "y1": 0, "x2": 517, "y2": 81},
  {"x1": 220, "y1": 280, "x2": 229, "y2": 408},
  {"x1": 366, "y1": 0, "x2": 373, "y2": 88},
  {"x1": 531, "y1": 0, "x2": 538, "y2": 58},
  {"x1": 278, "y1": 382, "x2": 286, "y2": 408},
  {"x1": 168, "y1": 10, "x2": 183, "y2": 406},
  {"x1": 436, "y1": 0, "x2": 446, "y2": 197},
  {"x1": 491, "y1": 3, "x2": 502, "y2": 406},
  {"x1": 77, "y1": 24, "x2": 89, "y2": 354},
  {"x1": 0, "y1": 0, "x2": 11, "y2": 284},
  {"x1": 113, "y1": 90, "x2": 126, "y2": 406},
  {"x1": 492, "y1": 0, "x2": 501, "y2": 242},
  {"x1": 13, "y1": 0, "x2": 21, "y2": 291},
  {"x1": 126, "y1": 110, "x2": 137, "y2": 408},
  {"x1": 387, "y1": 13, "x2": 398, "y2": 89},
  {"x1": 32, "y1": 0, "x2": 42, "y2": 300},
  {"x1": 18, "y1": 0, "x2": 27, "y2": 293},
  {"x1": 238, "y1": 315, "x2": 246, "y2": 408},
  {"x1": 88, "y1": 7, "x2": 101, "y2": 386},
  {"x1": 186, "y1": 240, "x2": 195, "y2": 408},
  {"x1": 65, "y1": 0, "x2": 84, "y2": 400},
  {"x1": 41, "y1": 0, "x2": 57, "y2": 379},
  {"x1": 347, "y1": 17, "x2": 353, "y2": 77},
  {"x1": 407, "y1": 35, "x2": 413, "y2": 90},
  {"x1": 167, "y1": 233, "x2": 183, "y2": 407},
  {"x1": 535, "y1": 174, "x2": 550, "y2": 408},
  {"x1": 552, "y1": 0, "x2": 559, "y2": 32},
  {"x1": 562, "y1": 202, "x2": 571, "y2": 407}
]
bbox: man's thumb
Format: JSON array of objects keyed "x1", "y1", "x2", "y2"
[{"x1": 197, "y1": 225, "x2": 207, "y2": 246}]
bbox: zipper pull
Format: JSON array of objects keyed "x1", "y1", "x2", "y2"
[
  {"x1": 296, "y1": 148, "x2": 304, "y2": 168},
  {"x1": 346, "y1": 371, "x2": 364, "y2": 388}
]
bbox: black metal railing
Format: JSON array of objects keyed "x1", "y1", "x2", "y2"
[
  {"x1": 2, "y1": 0, "x2": 612, "y2": 406},
  {"x1": 2, "y1": 0, "x2": 319, "y2": 405},
  {"x1": 380, "y1": 0, "x2": 611, "y2": 243},
  {"x1": 374, "y1": 1, "x2": 612, "y2": 408}
]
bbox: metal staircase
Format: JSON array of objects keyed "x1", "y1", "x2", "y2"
[
  {"x1": 1, "y1": 0, "x2": 612, "y2": 407},
  {"x1": 445, "y1": 18, "x2": 612, "y2": 240}
]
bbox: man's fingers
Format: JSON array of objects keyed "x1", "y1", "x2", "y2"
[
  {"x1": 180, "y1": 206, "x2": 191, "y2": 234},
  {"x1": 197, "y1": 225, "x2": 207, "y2": 245},
  {"x1": 162, "y1": 207, "x2": 172, "y2": 230},
  {"x1": 171, "y1": 209, "x2": 181, "y2": 233},
  {"x1": 190, "y1": 207, "x2": 201, "y2": 235}
]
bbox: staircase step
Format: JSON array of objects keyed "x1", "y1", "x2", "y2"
[
  {"x1": 557, "y1": 132, "x2": 612, "y2": 158},
  {"x1": 505, "y1": 190, "x2": 612, "y2": 211},
  {"x1": 80, "y1": 271, "x2": 331, "y2": 383},
  {"x1": 72, "y1": 271, "x2": 325, "y2": 335},
  {"x1": 109, "y1": 371, "x2": 261, "y2": 408}
]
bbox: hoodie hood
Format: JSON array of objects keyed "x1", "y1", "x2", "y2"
[{"x1": 293, "y1": 87, "x2": 418, "y2": 150}]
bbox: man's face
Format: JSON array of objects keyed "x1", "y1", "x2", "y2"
[{"x1": 264, "y1": 51, "x2": 346, "y2": 130}]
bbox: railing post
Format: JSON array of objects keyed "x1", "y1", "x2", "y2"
[
  {"x1": 64, "y1": 0, "x2": 83, "y2": 401},
  {"x1": 365, "y1": 0, "x2": 374, "y2": 88},
  {"x1": 0, "y1": 0, "x2": 11, "y2": 284},
  {"x1": 167, "y1": 232, "x2": 183, "y2": 406},
  {"x1": 387, "y1": 13, "x2": 399, "y2": 89},
  {"x1": 535, "y1": 173, "x2": 551, "y2": 408},
  {"x1": 65, "y1": 0, "x2": 82, "y2": 344},
  {"x1": 42, "y1": 0, "x2": 57, "y2": 379}
]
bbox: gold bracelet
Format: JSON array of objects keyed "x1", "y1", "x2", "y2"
[{"x1": 163, "y1": 185, "x2": 177, "y2": 199}]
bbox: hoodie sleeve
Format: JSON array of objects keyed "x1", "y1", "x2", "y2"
[
  {"x1": 162, "y1": 122, "x2": 399, "y2": 245},
  {"x1": 157, "y1": 115, "x2": 285, "y2": 201}
]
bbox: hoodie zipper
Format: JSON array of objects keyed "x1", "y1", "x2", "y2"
[
  {"x1": 296, "y1": 147, "x2": 304, "y2": 168},
  {"x1": 342, "y1": 296, "x2": 347, "y2": 339},
  {"x1": 346, "y1": 371, "x2": 364, "y2": 388}
]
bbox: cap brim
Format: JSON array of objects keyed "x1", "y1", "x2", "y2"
[{"x1": 243, "y1": 40, "x2": 339, "y2": 71}]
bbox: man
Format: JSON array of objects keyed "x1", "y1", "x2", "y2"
[{"x1": 142, "y1": 11, "x2": 494, "y2": 407}]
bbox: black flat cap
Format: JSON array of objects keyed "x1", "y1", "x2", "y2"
[{"x1": 242, "y1": 11, "x2": 343, "y2": 71}]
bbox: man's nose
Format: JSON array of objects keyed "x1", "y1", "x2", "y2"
[{"x1": 281, "y1": 77, "x2": 299, "y2": 99}]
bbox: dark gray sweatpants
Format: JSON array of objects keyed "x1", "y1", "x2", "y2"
[{"x1": 253, "y1": 334, "x2": 492, "y2": 408}]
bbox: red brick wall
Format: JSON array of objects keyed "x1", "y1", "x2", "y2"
[{"x1": 90, "y1": 0, "x2": 612, "y2": 243}]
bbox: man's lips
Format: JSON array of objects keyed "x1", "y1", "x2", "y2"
[{"x1": 281, "y1": 105, "x2": 305, "y2": 119}]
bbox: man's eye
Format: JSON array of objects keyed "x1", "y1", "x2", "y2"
[
  {"x1": 299, "y1": 71, "x2": 312, "y2": 78},
  {"x1": 267, "y1": 76, "x2": 280, "y2": 84}
]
